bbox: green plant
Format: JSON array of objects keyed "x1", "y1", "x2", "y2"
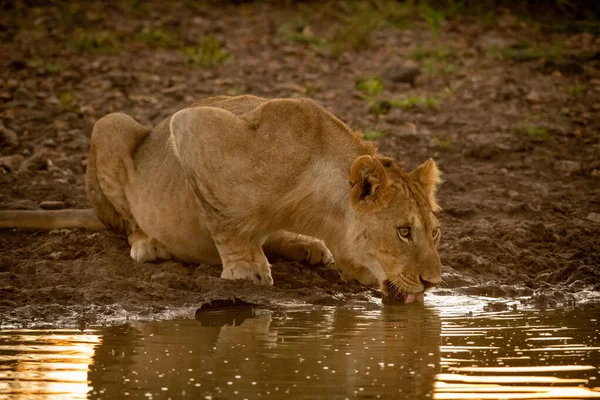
[
  {"x1": 303, "y1": 84, "x2": 319, "y2": 98},
  {"x1": 226, "y1": 85, "x2": 246, "y2": 96},
  {"x1": 424, "y1": 96, "x2": 439, "y2": 108},
  {"x1": 493, "y1": 41, "x2": 564, "y2": 62},
  {"x1": 568, "y1": 83, "x2": 587, "y2": 96},
  {"x1": 135, "y1": 26, "x2": 178, "y2": 48},
  {"x1": 433, "y1": 137, "x2": 453, "y2": 148},
  {"x1": 44, "y1": 64, "x2": 62, "y2": 74},
  {"x1": 280, "y1": 19, "x2": 322, "y2": 46},
  {"x1": 410, "y1": 45, "x2": 451, "y2": 61},
  {"x1": 389, "y1": 96, "x2": 439, "y2": 110},
  {"x1": 520, "y1": 124, "x2": 549, "y2": 139},
  {"x1": 303, "y1": 0, "x2": 414, "y2": 56},
  {"x1": 419, "y1": 5, "x2": 445, "y2": 39},
  {"x1": 356, "y1": 76, "x2": 383, "y2": 97},
  {"x1": 362, "y1": 129, "x2": 388, "y2": 140},
  {"x1": 184, "y1": 35, "x2": 228, "y2": 67},
  {"x1": 58, "y1": 91, "x2": 81, "y2": 114},
  {"x1": 67, "y1": 30, "x2": 120, "y2": 53}
]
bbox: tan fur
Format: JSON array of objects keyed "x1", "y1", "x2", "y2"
[{"x1": 0, "y1": 95, "x2": 442, "y2": 295}]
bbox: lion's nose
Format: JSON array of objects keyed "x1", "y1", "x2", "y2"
[{"x1": 419, "y1": 275, "x2": 438, "y2": 290}]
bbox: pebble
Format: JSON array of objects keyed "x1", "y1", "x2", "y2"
[
  {"x1": 554, "y1": 160, "x2": 581, "y2": 175},
  {"x1": 40, "y1": 201, "x2": 66, "y2": 210},
  {"x1": 525, "y1": 90, "x2": 542, "y2": 104},
  {"x1": 382, "y1": 63, "x2": 421, "y2": 86},
  {"x1": 587, "y1": 213, "x2": 600, "y2": 224},
  {"x1": 13, "y1": 87, "x2": 33, "y2": 102},
  {"x1": 0, "y1": 154, "x2": 24, "y2": 171},
  {"x1": 43, "y1": 138, "x2": 57, "y2": 148},
  {"x1": 0, "y1": 127, "x2": 18, "y2": 147},
  {"x1": 2, "y1": 199, "x2": 39, "y2": 210}
]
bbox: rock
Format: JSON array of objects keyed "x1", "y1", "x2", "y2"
[
  {"x1": 467, "y1": 136, "x2": 511, "y2": 160},
  {"x1": 0, "y1": 199, "x2": 39, "y2": 210},
  {"x1": 0, "y1": 127, "x2": 18, "y2": 147},
  {"x1": 20, "y1": 150, "x2": 51, "y2": 172},
  {"x1": 525, "y1": 90, "x2": 542, "y2": 104},
  {"x1": 587, "y1": 213, "x2": 600, "y2": 224},
  {"x1": 477, "y1": 35, "x2": 511, "y2": 50},
  {"x1": 382, "y1": 63, "x2": 421, "y2": 87},
  {"x1": 40, "y1": 201, "x2": 66, "y2": 210},
  {"x1": 483, "y1": 301, "x2": 509, "y2": 312},
  {"x1": 13, "y1": 87, "x2": 33, "y2": 102},
  {"x1": 543, "y1": 60, "x2": 585, "y2": 76},
  {"x1": 42, "y1": 138, "x2": 57, "y2": 148},
  {"x1": 0, "y1": 154, "x2": 24, "y2": 171},
  {"x1": 554, "y1": 160, "x2": 581, "y2": 175}
]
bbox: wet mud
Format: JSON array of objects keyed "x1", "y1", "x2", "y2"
[{"x1": 1, "y1": 2, "x2": 599, "y2": 326}]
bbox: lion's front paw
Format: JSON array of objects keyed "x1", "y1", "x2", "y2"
[
  {"x1": 130, "y1": 238, "x2": 170, "y2": 263},
  {"x1": 337, "y1": 263, "x2": 378, "y2": 286},
  {"x1": 282, "y1": 238, "x2": 334, "y2": 266},
  {"x1": 221, "y1": 262, "x2": 273, "y2": 286}
]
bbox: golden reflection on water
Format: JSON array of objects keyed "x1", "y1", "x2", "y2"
[
  {"x1": 0, "y1": 301, "x2": 598, "y2": 399},
  {"x1": 0, "y1": 329, "x2": 101, "y2": 399},
  {"x1": 434, "y1": 307, "x2": 600, "y2": 400}
]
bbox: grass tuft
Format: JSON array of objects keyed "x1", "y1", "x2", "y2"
[
  {"x1": 67, "y1": 30, "x2": 120, "y2": 53},
  {"x1": 389, "y1": 96, "x2": 439, "y2": 109},
  {"x1": 362, "y1": 129, "x2": 388, "y2": 140},
  {"x1": 135, "y1": 26, "x2": 179, "y2": 48},
  {"x1": 489, "y1": 40, "x2": 564, "y2": 62},
  {"x1": 520, "y1": 124, "x2": 549, "y2": 139},
  {"x1": 184, "y1": 35, "x2": 228, "y2": 67},
  {"x1": 568, "y1": 83, "x2": 587, "y2": 96},
  {"x1": 433, "y1": 137, "x2": 453, "y2": 148},
  {"x1": 356, "y1": 76, "x2": 383, "y2": 97}
]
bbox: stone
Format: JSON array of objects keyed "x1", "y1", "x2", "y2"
[
  {"x1": 40, "y1": 201, "x2": 66, "y2": 210},
  {"x1": 0, "y1": 127, "x2": 18, "y2": 147},
  {"x1": 0, "y1": 154, "x2": 24, "y2": 171},
  {"x1": 382, "y1": 63, "x2": 421, "y2": 87},
  {"x1": 1, "y1": 199, "x2": 39, "y2": 210},
  {"x1": 525, "y1": 90, "x2": 542, "y2": 104},
  {"x1": 13, "y1": 87, "x2": 33, "y2": 102},
  {"x1": 587, "y1": 213, "x2": 600, "y2": 224},
  {"x1": 554, "y1": 160, "x2": 581, "y2": 175}
]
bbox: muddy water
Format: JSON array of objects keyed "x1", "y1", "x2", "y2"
[{"x1": 0, "y1": 297, "x2": 599, "y2": 399}]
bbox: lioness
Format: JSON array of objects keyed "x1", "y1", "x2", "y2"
[{"x1": 0, "y1": 96, "x2": 442, "y2": 303}]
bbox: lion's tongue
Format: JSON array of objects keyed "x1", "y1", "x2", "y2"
[{"x1": 404, "y1": 292, "x2": 425, "y2": 304}]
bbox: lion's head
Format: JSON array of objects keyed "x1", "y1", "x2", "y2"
[{"x1": 347, "y1": 155, "x2": 442, "y2": 303}]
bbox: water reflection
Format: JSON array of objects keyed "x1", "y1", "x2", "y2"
[
  {"x1": 0, "y1": 329, "x2": 100, "y2": 399},
  {"x1": 435, "y1": 307, "x2": 600, "y2": 399},
  {"x1": 87, "y1": 306, "x2": 441, "y2": 399},
  {"x1": 0, "y1": 302, "x2": 599, "y2": 399}
]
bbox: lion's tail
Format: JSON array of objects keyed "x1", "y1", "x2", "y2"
[{"x1": 0, "y1": 209, "x2": 106, "y2": 231}]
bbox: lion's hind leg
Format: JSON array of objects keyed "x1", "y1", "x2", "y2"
[{"x1": 87, "y1": 113, "x2": 171, "y2": 262}]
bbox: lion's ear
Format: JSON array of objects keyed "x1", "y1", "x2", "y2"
[
  {"x1": 410, "y1": 158, "x2": 441, "y2": 212},
  {"x1": 350, "y1": 156, "x2": 389, "y2": 205}
]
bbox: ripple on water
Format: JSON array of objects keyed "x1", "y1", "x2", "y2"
[{"x1": 0, "y1": 297, "x2": 598, "y2": 399}]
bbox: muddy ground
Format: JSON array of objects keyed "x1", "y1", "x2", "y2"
[{"x1": 1, "y1": 2, "x2": 599, "y2": 327}]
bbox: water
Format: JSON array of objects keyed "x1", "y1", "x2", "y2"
[{"x1": 1, "y1": 296, "x2": 599, "y2": 399}]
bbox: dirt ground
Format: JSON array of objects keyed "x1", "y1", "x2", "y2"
[{"x1": 1, "y1": 1, "x2": 599, "y2": 327}]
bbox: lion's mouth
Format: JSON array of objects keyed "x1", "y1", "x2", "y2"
[{"x1": 382, "y1": 280, "x2": 425, "y2": 305}]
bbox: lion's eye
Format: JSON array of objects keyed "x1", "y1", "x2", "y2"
[
  {"x1": 432, "y1": 227, "x2": 440, "y2": 238},
  {"x1": 397, "y1": 227, "x2": 411, "y2": 240}
]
